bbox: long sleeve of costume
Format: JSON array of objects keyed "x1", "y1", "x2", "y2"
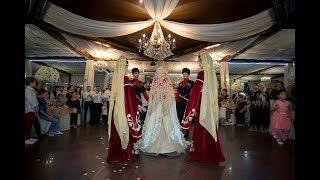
[
  {"x1": 181, "y1": 70, "x2": 225, "y2": 164},
  {"x1": 107, "y1": 76, "x2": 142, "y2": 163},
  {"x1": 124, "y1": 76, "x2": 142, "y2": 139},
  {"x1": 181, "y1": 72, "x2": 204, "y2": 129}
]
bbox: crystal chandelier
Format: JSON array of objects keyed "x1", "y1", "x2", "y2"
[
  {"x1": 94, "y1": 60, "x2": 109, "y2": 73},
  {"x1": 138, "y1": 22, "x2": 176, "y2": 61}
]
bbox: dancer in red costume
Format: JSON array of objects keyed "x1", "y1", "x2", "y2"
[
  {"x1": 107, "y1": 56, "x2": 142, "y2": 163},
  {"x1": 181, "y1": 54, "x2": 225, "y2": 164}
]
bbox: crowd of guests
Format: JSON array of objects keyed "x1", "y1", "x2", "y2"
[
  {"x1": 218, "y1": 81, "x2": 295, "y2": 145},
  {"x1": 25, "y1": 76, "x2": 111, "y2": 146},
  {"x1": 25, "y1": 73, "x2": 295, "y2": 147}
]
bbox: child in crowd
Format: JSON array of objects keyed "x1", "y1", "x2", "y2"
[{"x1": 269, "y1": 90, "x2": 292, "y2": 145}]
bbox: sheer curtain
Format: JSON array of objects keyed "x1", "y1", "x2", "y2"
[
  {"x1": 143, "y1": 0, "x2": 179, "y2": 20},
  {"x1": 160, "y1": 9, "x2": 274, "y2": 42},
  {"x1": 43, "y1": 2, "x2": 155, "y2": 37},
  {"x1": 42, "y1": 1, "x2": 274, "y2": 43}
]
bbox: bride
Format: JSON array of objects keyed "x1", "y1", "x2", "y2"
[{"x1": 135, "y1": 63, "x2": 189, "y2": 155}]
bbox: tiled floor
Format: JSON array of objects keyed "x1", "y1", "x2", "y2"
[{"x1": 24, "y1": 125, "x2": 294, "y2": 180}]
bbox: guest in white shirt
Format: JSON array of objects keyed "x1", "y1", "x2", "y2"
[
  {"x1": 25, "y1": 77, "x2": 39, "y2": 145},
  {"x1": 83, "y1": 86, "x2": 94, "y2": 124},
  {"x1": 92, "y1": 86, "x2": 103, "y2": 125}
]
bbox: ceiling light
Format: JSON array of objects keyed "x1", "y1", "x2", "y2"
[{"x1": 138, "y1": 22, "x2": 176, "y2": 61}]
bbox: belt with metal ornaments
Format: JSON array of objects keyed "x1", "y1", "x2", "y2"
[{"x1": 179, "y1": 95, "x2": 189, "y2": 101}]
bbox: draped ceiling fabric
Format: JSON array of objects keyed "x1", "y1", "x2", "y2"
[
  {"x1": 206, "y1": 35, "x2": 260, "y2": 61},
  {"x1": 202, "y1": 35, "x2": 259, "y2": 95},
  {"x1": 43, "y1": 1, "x2": 275, "y2": 44},
  {"x1": 43, "y1": 2, "x2": 155, "y2": 37},
  {"x1": 160, "y1": 9, "x2": 275, "y2": 42},
  {"x1": 143, "y1": 0, "x2": 179, "y2": 21},
  {"x1": 62, "y1": 33, "x2": 140, "y2": 60}
]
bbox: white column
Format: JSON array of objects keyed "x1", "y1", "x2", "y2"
[
  {"x1": 284, "y1": 63, "x2": 295, "y2": 88},
  {"x1": 84, "y1": 60, "x2": 95, "y2": 91},
  {"x1": 25, "y1": 60, "x2": 33, "y2": 77},
  {"x1": 103, "y1": 72, "x2": 111, "y2": 89},
  {"x1": 220, "y1": 61, "x2": 231, "y2": 95}
]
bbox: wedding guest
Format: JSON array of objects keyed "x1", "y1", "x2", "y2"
[
  {"x1": 65, "y1": 85, "x2": 74, "y2": 106},
  {"x1": 76, "y1": 87, "x2": 82, "y2": 98},
  {"x1": 69, "y1": 92, "x2": 81, "y2": 128},
  {"x1": 269, "y1": 90, "x2": 292, "y2": 145},
  {"x1": 131, "y1": 68, "x2": 149, "y2": 124},
  {"x1": 55, "y1": 94, "x2": 66, "y2": 107},
  {"x1": 235, "y1": 94, "x2": 247, "y2": 126},
  {"x1": 261, "y1": 101, "x2": 270, "y2": 133},
  {"x1": 102, "y1": 88, "x2": 111, "y2": 122},
  {"x1": 92, "y1": 86, "x2": 103, "y2": 125},
  {"x1": 271, "y1": 83, "x2": 281, "y2": 100},
  {"x1": 38, "y1": 89, "x2": 63, "y2": 136},
  {"x1": 181, "y1": 54, "x2": 225, "y2": 165},
  {"x1": 107, "y1": 56, "x2": 142, "y2": 163},
  {"x1": 44, "y1": 91, "x2": 54, "y2": 107},
  {"x1": 176, "y1": 68, "x2": 194, "y2": 139},
  {"x1": 25, "y1": 77, "x2": 39, "y2": 145},
  {"x1": 52, "y1": 86, "x2": 59, "y2": 101},
  {"x1": 102, "y1": 100, "x2": 108, "y2": 128},
  {"x1": 83, "y1": 86, "x2": 94, "y2": 124}
]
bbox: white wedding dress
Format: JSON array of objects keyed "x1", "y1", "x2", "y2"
[{"x1": 135, "y1": 65, "x2": 189, "y2": 155}]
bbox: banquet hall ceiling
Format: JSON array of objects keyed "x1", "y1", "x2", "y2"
[
  {"x1": 44, "y1": 0, "x2": 273, "y2": 58},
  {"x1": 49, "y1": 0, "x2": 272, "y2": 23},
  {"x1": 26, "y1": 0, "x2": 293, "y2": 79},
  {"x1": 25, "y1": 24, "x2": 80, "y2": 57},
  {"x1": 235, "y1": 29, "x2": 295, "y2": 60}
]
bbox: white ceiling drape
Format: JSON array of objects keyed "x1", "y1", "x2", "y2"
[
  {"x1": 43, "y1": 2, "x2": 155, "y2": 37},
  {"x1": 143, "y1": 0, "x2": 179, "y2": 21},
  {"x1": 206, "y1": 35, "x2": 260, "y2": 60},
  {"x1": 160, "y1": 9, "x2": 275, "y2": 42},
  {"x1": 62, "y1": 33, "x2": 140, "y2": 60}
]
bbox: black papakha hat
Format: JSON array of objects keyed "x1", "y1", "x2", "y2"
[
  {"x1": 132, "y1": 67, "x2": 140, "y2": 74},
  {"x1": 182, "y1": 68, "x2": 191, "y2": 75}
]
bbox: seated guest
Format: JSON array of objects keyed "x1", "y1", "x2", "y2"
[
  {"x1": 69, "y1": 92, "x2": 81, "y2": 128},
  {"x1": 38, "y1": 89, "x2": 63, "y2": 136}
]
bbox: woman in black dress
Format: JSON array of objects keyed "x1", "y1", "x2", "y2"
[
  {"x1": 235, "y1": 94, "x2": 247, "y2": 126},
  {"x1": 69, "y1": 92, "x2": 81, "y2": 128}
]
